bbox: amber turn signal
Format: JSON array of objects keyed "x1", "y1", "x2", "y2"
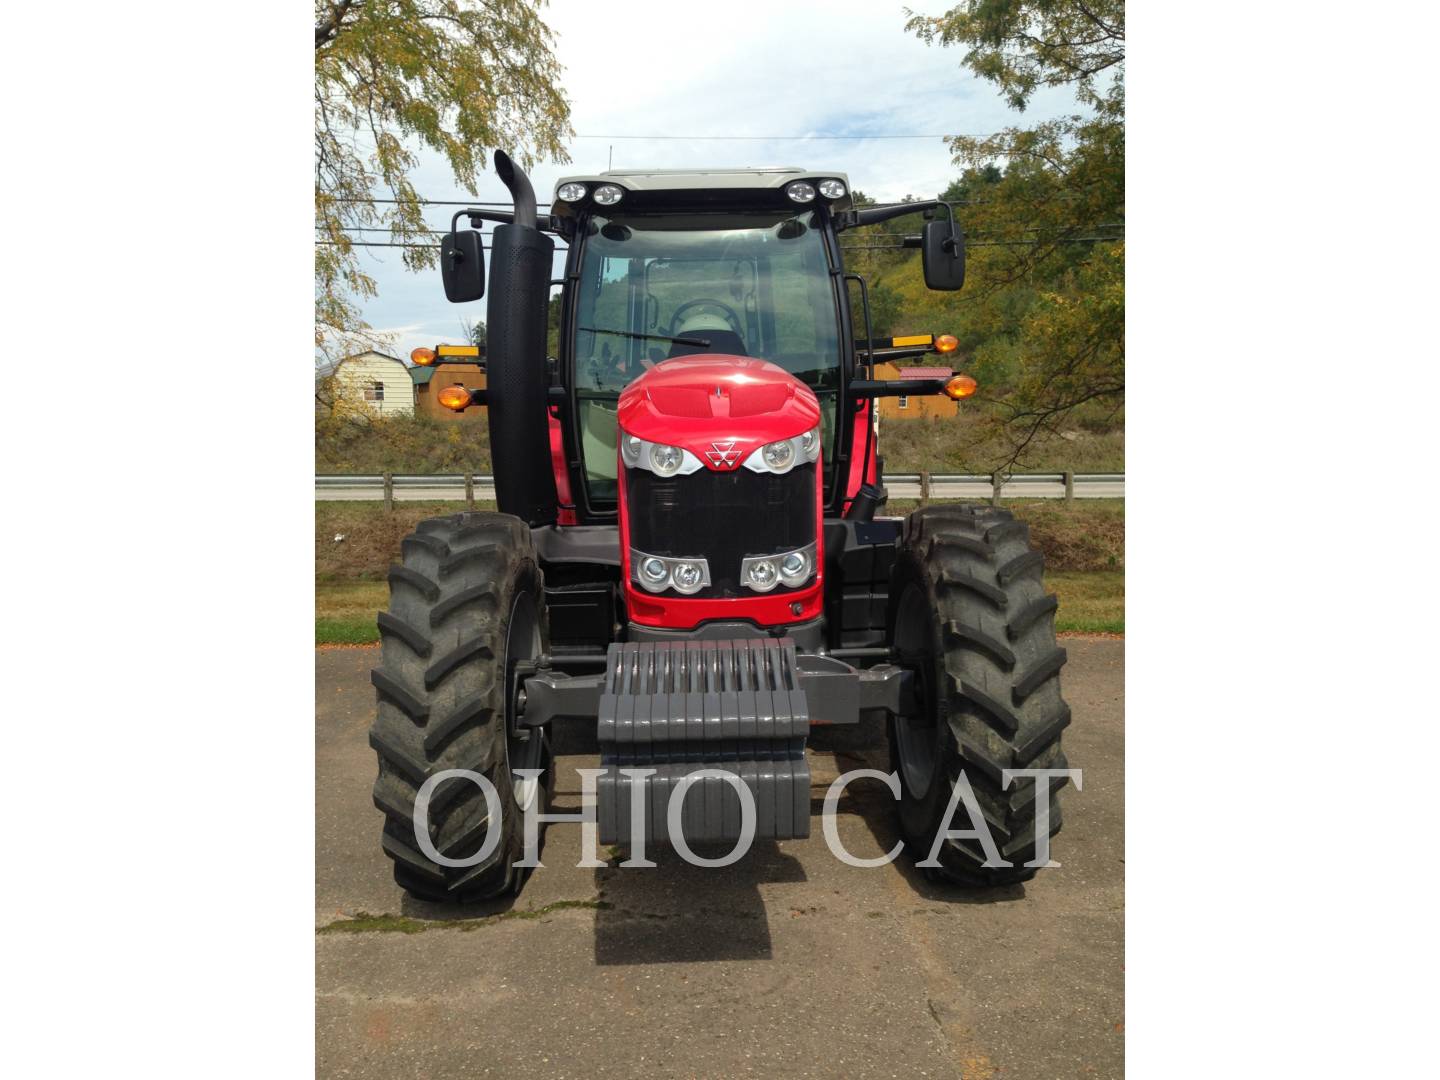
[
  {"x1": 410, "y1": 347, "x2": 437, "y2": 366},
  {"x1": 934, "y1": 334, "x2": 959, "y2": 354},
  {"x1": 437, "y1": 385, "x2": 472, "y2": 411},
  {"x1": 944, "y1": 374, "x2": 978, "y2": 400}
]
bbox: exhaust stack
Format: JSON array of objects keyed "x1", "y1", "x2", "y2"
[{"x1": 485, "y1": 150, "x2": 558, "y2": 527}]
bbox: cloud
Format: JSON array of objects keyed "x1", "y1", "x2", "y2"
[{"x1": 347, "y1": 0, "x2": 1088, "y2": 345}]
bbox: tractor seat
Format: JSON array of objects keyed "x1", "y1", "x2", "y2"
[{"x1": 668, "y1": 328, "x2": 748, "y2": 359}]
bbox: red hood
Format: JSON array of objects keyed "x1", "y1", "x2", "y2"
[{"x1": 616, "y1": 355, "x2": 821, "y2": 471}]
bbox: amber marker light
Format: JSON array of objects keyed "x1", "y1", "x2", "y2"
[
  {"x1": 410, "y1": 347, "x2": 437, "y2": 366},
  {"x1": 437, "y1": 385, "x2": 472, "y2": 411},
  {"x1": 934, "y1": 334, "x2": 959, "y2": 354},
  {"x1": 944, "y1": 374, "x2": 978, "y2": 400}
]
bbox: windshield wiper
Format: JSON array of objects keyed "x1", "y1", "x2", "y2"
[{"x1": 579, "y1": 326, "x2": 710, "y2": 348}]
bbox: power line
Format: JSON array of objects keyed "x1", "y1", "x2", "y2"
[
  {"x1": 843, "y1": 237, "x2": 1121, "y2": 249},
  {"x1": 573, "y1": 133, "x2": 981, "y2": 141},
  {"x1": 318, "y1": 237, "x2": 1116, "y2": 251},
  {"x1": 326, "y1": 198, "x2": 551, "y2": 206},
  {"x1": 324, "y1": 222, "x2": 1121, "y2": 238},
  {"x1": 317, "y1": 240, "x2": 570, "y2": 251}
]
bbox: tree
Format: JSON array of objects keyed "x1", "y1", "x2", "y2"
[
  {"x1": 315, "y1": 1, "x2": 572, "y2": 361},
  {"x1": 906, "y1": 0, "x2": 1124, "y2": 465}
]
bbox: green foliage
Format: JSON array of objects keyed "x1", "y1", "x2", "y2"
[
  {"x1": 314, "y1": 1, "x2": 572, "y2": 360},
  {"x1": 316, "y1": 411, "x2": 493, "y2": 473},
  {"x1": 878, "y1": 412, "x2": 1123, "y2": 473},
  {"x1": 895, "y1": 0, "x2": 1125, "y2": 466},
  {"x1": 316, "y1": 617, "x2": 380, "y2": 645},
  {"x1": 906, "y1": 0, "x2": 1124, "y2": 113}
]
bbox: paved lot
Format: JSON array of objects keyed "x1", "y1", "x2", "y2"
[{"x1": 317, "y1": 638, "x2": 1124, "y2": 1079}]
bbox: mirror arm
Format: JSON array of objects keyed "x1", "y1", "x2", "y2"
[
  {"x1": 850, "y1": 379, "x2": 948, "y2": 399},
  {"x1": 837, "y1": 199, "x2": 952, "y2": 231},
  {"x1": 451, "y1": 208, "x2": 561, "y2": 234}
]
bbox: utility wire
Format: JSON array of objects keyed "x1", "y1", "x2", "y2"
[
  {"x1": 327, "y1": 198, "x2": 550, "y2": 206},
  {"x1": 322, "y1": 223, "x2": 1121, "y2": 237},
  {"x1": 317, "y1": 237, "x2": 1117, "y2": 251},
  {"x1": 572, "y1": 133, "x2": 988, "y2": 140}
]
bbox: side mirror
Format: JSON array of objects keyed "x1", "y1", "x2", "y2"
[
  {"x1": 922, "y1": 219, "x2": 965, "y2": 292},
  {"x1": 441, "y1": 227, "x2": 485, "y2": 302}
]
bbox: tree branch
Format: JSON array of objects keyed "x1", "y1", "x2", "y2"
[{"x1": 314, "y1": 1, "x2": 357, "y2": 50}]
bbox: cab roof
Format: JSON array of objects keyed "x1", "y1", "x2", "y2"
[{"x1": 549, "y1": 168, "x2": 853, "y2": 216}]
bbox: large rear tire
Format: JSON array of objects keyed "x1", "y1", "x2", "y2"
[
  {"x1": 368, "y1": 512, "x2": 552, "y2": 903},
  {"x1": 886, "y1": 504, "x2": 1072, "y2": 886}
]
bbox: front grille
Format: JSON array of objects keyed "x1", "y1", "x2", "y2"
[{"x1": 627, "y1": 462, "x2": 816, "y2": 598}]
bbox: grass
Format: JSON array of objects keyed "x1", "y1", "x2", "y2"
[
  {"x1": 317, "y1": 570, "x2": 1122, "y2": 641},
  {"x1": 318, "y1": 898, "x2": 611, "y2": 934},
  {"x1": 1049, "y1": 571, "x2": 1124, "y2": 634},
  {"x1": 317, "y1": 409, "x2": 1121, "y2": 476},
  {"x1": 317, "y1": 579, "x2": 388, "y2": 645},
  {"x1": 316, "y1": 497, "x2": 1123, "y2": 641},
  {"x1": 317, "y1": 501, "x2": 497, "y2": 584},
  {"x1": 317, "y1": 412, "x2": 493, "y2": 474},
  {"x1": 885, "y1": 498, "x2": 1124, "y2": 574},
  {"x1": 879, "y1": 415, "x2": 1124, "y2": 474}
]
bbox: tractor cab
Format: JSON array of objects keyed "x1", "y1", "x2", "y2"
[{"x1": 542, "y1": 167, "x2": 971, "y2": 521}]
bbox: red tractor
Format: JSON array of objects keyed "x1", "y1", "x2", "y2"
[{"x1": 370, "y1": 152, "x2": 1071, "y2": 901}]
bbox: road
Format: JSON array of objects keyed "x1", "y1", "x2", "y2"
[
  {"x1": 315, "y1": 473, "x2": 1124, "y2": 502},
  {"x1": 316, "y1": 638, "x2": 1124, "y2": 1078}
]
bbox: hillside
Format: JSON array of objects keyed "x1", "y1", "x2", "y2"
[{"x1": 318, "y1": 410, "x2": 1123, "y2": 475}]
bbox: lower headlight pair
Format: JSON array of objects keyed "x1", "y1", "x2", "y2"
[
  {"x1": 741, "y1": 543, "x2": 816, "y2": 593},
  {"x1": 631, "y1": 550, "x2": 711, "y2": 595}
]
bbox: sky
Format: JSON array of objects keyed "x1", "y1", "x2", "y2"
[{"x1": 345, "y1": 0, "x2": 1086, "y2": 360}]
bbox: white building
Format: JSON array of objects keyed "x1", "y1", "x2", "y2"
[{"x1": 325, "y1": 351, "x2": 414, "y2": 416}]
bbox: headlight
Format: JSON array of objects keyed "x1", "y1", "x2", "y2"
[
  {"x1": 779, "y1": 547, "x2": 811, "y2": 587},
  {"x1": 799, "y1": 426, "x2": 820, "y2": 461},
  {"x1": 619, "y1": 430, "x2": 703, "y2": 476},
  {"x1": 557, "y1": 182, "x2": 587, "y2": 202},
  {"x1": 631, "y1": 550, "x2": 711, "y2": 595},
  {"x1": 743, "y1": 428, "x2": 819, "y2": 474},
  {"x1": 593, "y1": 184, "x2": 624, "y2": 205},
  {"x1": 817, "y1": 178, "x2": 846, "y2": 199},
  {"x1": 622, "y1": 433, "x2": 642, "y2": 465},
  {"x1": 649, "y1": 442, "x2": 683, "y2": 477},
  {"x1": 785, "y1": 180, "x2": 817, "y2": 203},
  {"x1": 745, "y1": 558, "x2": 779, "y2": 592},
  {"x1": 670, "y1": 562, "x2": 705, "y2": 594},
  {"x1": 741, "y1": 543, "x2": 816, "y2": 592},
  {"x1": 761, "y1": 439, "x2": 794, "y2": 471}
]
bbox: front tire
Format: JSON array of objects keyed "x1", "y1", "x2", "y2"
[
  {"x1": 887, "y1": 505, "x2": 1072, "y2": 886},
  {"x1": 368, "y1": 512, "x2": 552, "y2": 903}
]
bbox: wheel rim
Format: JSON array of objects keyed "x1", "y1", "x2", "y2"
[
  {"x1": 504, "y1": 590, "x2": 545, "y2": 813},
  {"x1": 893, "y1": 581, "x2": 939, "y2": 800}
]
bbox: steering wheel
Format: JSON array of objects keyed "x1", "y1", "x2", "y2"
[{"x1": 667, "y1": 298, "x2": 744, "y2": 339}]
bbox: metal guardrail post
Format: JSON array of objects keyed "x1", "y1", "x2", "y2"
[
  {"x1": 919, "y1": 469, "x2": 930, "y2": 507},
  {"x1": 1064, "y1": 470, "x2": 1074, "y2": 505},
  {"x1": 465, "y1": 472, "x2": 475, "y2": 509},
  {"x1": 383, "y1": 472, "x2": 393, "y2": 512}
]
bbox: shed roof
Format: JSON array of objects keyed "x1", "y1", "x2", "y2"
[{"x1": 897, "y1": 367, "x2": 953, "y2": 380}]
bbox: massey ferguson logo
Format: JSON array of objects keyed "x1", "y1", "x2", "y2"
[{"x1": 706, "y1": 441, "x2": 742, "y2": 468}]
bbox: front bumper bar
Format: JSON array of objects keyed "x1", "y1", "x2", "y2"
[{"x1": 517, "y1": 639, "x2": 916, "y2": 847}]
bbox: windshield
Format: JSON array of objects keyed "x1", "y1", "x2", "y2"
[{"x1": 570, "y1": 209, "x2": 842, "y2": 504}]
